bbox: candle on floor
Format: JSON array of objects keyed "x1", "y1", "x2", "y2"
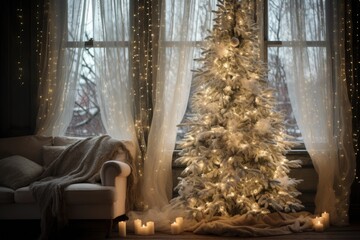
[
  {"x1": 118, "y1": 221, "x2": 126, "y2": 237},
  {"x1": 138, "y1": 224, "x2": 149, "y2": 235},
  {"x1": 134, "y1": 219, "x2": 142, "y2": 235},
  {"x1": 321, "y1": 211, "x2": 330, "y2": 228},
  {"x1": 311, "y1": 216, "x2": 322, "y2": 226},
  {"x1": 147, "y1": 221, "x2": 155, "y2": 235},
  {"x1": 313, "y1": 220, "x2": 324, "y2": 232},
  {"x1": 175, "y1": 217, "x2": 184, "y2": 232},
  {"x1": 171, "y1": 221, "x2": 182, "y2": 235}
]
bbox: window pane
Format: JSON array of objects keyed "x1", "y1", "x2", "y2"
[
  {"x1": 268, "y1": 0, "x2": 326, "y2": 41},
  {"x1": 65, "y1": 47, "x2": 106, "y2": 137},
  {"x1": 268, "y1": 46, "x2": 327, "y2": 142},
  {"x1": 267, "y1": 47, "x2": 301, "y2": 141}
]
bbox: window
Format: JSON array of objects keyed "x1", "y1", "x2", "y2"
[
  {"x1": 65, "y1": 0, "x2": 130, "y2": 137},
  {"x1": 264, "y1": 0, "x2": 326, "y2": 143},
  {"x1": 64, "y1": 0, "x2": 216, "y2": 140},
  {"x1": 62, "y1": 0, "x2": 324, "y2": 144}
]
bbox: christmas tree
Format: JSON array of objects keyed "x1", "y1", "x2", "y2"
[{"x1": 172, "y1": 0, "x2": 303, "y2": 220}]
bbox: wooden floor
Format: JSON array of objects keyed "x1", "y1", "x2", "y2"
[
  {"x1": 1, "y1": 220, "x2": 360, "y2": 239},
  {"x1": 108, "y1": 222, "x2": 360, "y2": 240}
]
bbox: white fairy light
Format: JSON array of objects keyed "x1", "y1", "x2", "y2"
[{"x1": 172, "y1": 0, "x2": 303, "y2": 219}]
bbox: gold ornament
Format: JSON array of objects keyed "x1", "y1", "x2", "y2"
[{"x1": 230, "y1": 37, "x2": 240, "y2": 47}]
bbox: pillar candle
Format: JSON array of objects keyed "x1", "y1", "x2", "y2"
[
  {"x1": 313, "y1": 220, "x2": 324, "y2": 232},
  {"x1": 118, "y1": 221, "x2": 126, "y2": 237},
  {"x1": 147, "y1": 221, "x2": 155, "y2": 235},
  {"x1": 311, "y1": 217, "x2": 322, "y2": 227},
  {"x1": 321, "y1": 212, "x2": 330, "y2": 228},
  {"x1": 171, "y1": 221, "x2": 181, "y2": 235},
  {"x1": 138, "y1": 224, "x2": 149, "y2": 235},
  {"x1": 134, "y1": 219, "x2": 142, "y2": 235},
  {"x1": 175, "y1": 217, "x2": 184, "y2": 232}
]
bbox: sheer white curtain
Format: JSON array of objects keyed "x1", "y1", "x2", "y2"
[
  {"x1": 36, "y1": 0, "x2": 137, "y2": 142},
  {"x1": 284, "y1": 0, "x2": 356, "y2": 225},
  {"x1": 92, "y1": 0, "x2": 137, "y2": 143},
  {"x1": 142, "y1": 0, "x2": 215, "y2": 209},
  {"x1": 36, "y1": 0, "x2": 88, "y2": 136},
  {"x1": 91, "y1": 0, "x2": 140, "y2": 209}
]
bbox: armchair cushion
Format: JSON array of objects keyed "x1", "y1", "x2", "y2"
[
  {"x1": 0, "y1": 155, "x2": 44, "y2": 189},
  {"x1": 15, "y1": 184, "x2": 115, "y2": 204},
  {"x1": 0, "y1": 187, "x2": 14, "y2": 203}
]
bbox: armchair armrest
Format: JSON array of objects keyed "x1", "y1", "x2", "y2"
[
  {"x1": 100, "y1": 160, "x2": 131, "y2": 217},
  {"x1": 100, "y1": 160, "x2": 131, "y2": 186}
]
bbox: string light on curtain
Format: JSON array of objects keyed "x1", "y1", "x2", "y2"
[
  {"x1": 36, "y1": 0, "x2": 51, "y2": 129},
  {"x1": 325, "y1": 0, "x2": 358, "y2": 225},
  {"x1": 337, "y1": 4, "x2": 350, "y2": 225},
  {"x1": 35, "y1": 2, "x2": 42, "y2": 89},
  {"x1": 345, "y1": 0, "x2": 360, "y2": 185},
  {"x1": 16, "y1": 7, "x2": 24, "y2": 86},
  {"x1": 132, "y1": 0, "x2": 144, "y2": 193},
  {"x1": 35, "y1": 0, "x2": 72, "y2": 135},
  {"x1": 42, "y1": 7, "x2": 56, "y2": 131},
  {"x1": 131, "y1": 0, "x2": 158, "y2": 209},
  {"x1": 36, "y1": 1, "x2": 43, "y2": 123},
  {"x1": 36, "y1": 0, "x2": 53, "y2": 129},
  {"x1": 353, "y1": 0, "x2": 360, "y2": 184}
]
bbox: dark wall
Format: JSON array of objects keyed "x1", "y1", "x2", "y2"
[{"x1": 0, "y1": 0, "x2": 39, "y2": 137}]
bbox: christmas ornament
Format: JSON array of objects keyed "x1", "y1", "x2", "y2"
[{"x1": 230, "y1": 37, "x2": 240, "y2": 47}]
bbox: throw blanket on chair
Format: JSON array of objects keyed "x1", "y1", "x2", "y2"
[{"x1": 30, "y1": 135, "x2": 130, "y2": 239}]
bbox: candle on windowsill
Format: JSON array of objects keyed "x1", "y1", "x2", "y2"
[{"x1": 118, "y1": 221, "x2": 126, "y2": 237}]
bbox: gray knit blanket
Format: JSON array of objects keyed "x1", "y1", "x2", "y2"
[{"x1": 30, "y1": 135, "x2": 130, "y2": 239}]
